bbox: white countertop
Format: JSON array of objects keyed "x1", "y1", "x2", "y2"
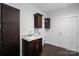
[{"x1": 22, "y1": 34, "x2": 42, "y2": 41}]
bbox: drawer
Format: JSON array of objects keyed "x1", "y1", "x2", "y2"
[{"x1": 29, "y1": 38, "x2": 42, "y2": 44}]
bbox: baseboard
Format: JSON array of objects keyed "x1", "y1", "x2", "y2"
[{"x1": 45, "y1": 42, "x2": 79, "y2": 53}]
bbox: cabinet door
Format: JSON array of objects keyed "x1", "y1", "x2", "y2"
[
  {"x1": 1, "y1": 4, "x2": 20, "y2": 56},
  {"x1": 34, "y1": 13, "x2": 42, "y2": 28},
  {"x1": 45, "y1": 19, "x2": 50, "y2": 28},
  {"x1": 22, "y1": 39, "x2": 29, "y2": 56},
  {"x1": 38, "y1": 15, "x2": 42, "y2": 28},
  {"x1": 29, "y1": 38, "x2": 42, "y2": 56}
]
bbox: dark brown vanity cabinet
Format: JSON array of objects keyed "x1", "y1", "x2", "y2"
[
  {"x1": 22, "y1": 38, "x2": 42, "y2": 56},
  {"x1": 34, "y1": 13, "x2": 43, "y2": 28},
  {"x1": 0, "y1": 3, "x2": 20, "y2": 56},
  {"x1": 45, "y1": 18, "x2": 50, "y2": 29}
]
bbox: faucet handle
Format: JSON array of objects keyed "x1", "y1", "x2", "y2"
[{"x1": 38, "y1": 32, "x2": 41, "y2": 35}]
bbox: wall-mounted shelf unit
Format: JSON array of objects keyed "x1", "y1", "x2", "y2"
[
  {"x1": 45, "y1": 18, "x2": 50, "y2": 29},
  {"x1": 34, "y1": 13, "x2": 43, "y2": 28}
]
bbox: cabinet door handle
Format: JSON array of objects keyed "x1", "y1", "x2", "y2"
[{"x1": 0, "y1": 25, "x2": 1, "y2": 28}]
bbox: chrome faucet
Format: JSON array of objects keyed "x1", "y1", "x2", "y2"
[{"x1": 38, "y1": 32, "x2": 41, "y2": 35}]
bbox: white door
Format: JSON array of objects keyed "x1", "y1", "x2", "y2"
[{"x1": 60, "y1": 16, "x2": 78, "y2": 51}]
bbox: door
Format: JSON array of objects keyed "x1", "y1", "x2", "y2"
[
  {"x1": 0, "y1": 4, "x2": 1, "y2": 47},
  {"x1": 60, "y1": 16, "x2": 78, "y2": 51},
  {"x1": 1, "y1": 4, "x2": 20, "y2": 56}
]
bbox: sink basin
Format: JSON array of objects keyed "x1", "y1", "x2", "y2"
[
  {"x1": 22, "y1": 34, "x2": 42, "y2": 41},
  {"x1": 27, "y1": 34, "x2": 34, "y2": 37}
]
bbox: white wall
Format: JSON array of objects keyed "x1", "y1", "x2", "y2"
[
  {"x1": 47, "y1": 4, "x2": 79, "y2": 52},
  {"x1": 5, "y1": 3, "x2": 48, "y2": 55}
]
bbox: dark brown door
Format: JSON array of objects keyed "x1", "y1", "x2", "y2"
[
  {"x1": 0, "y1": 4, "x2": 1, "y2": 47},
  {"x1": 1, "y1": 4, "x2": 20, "y2": 56}
]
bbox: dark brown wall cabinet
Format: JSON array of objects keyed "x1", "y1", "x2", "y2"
[
  {"x1": 0, "y1": 3, "x2": 20, "y2": 56},
  {"x1": 22, "y1": 38, "x2": 42, "y2": 56},
  {"x1": 45, "y1": 18, "x2": 50, "y2": 29},
  {"x1": 34, "y1": 13, "x2": 43, "y2": 28}
]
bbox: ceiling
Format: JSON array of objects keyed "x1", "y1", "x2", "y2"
[{"x1": 31, "y1": 3, "x2": 77, "y2": 13}]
